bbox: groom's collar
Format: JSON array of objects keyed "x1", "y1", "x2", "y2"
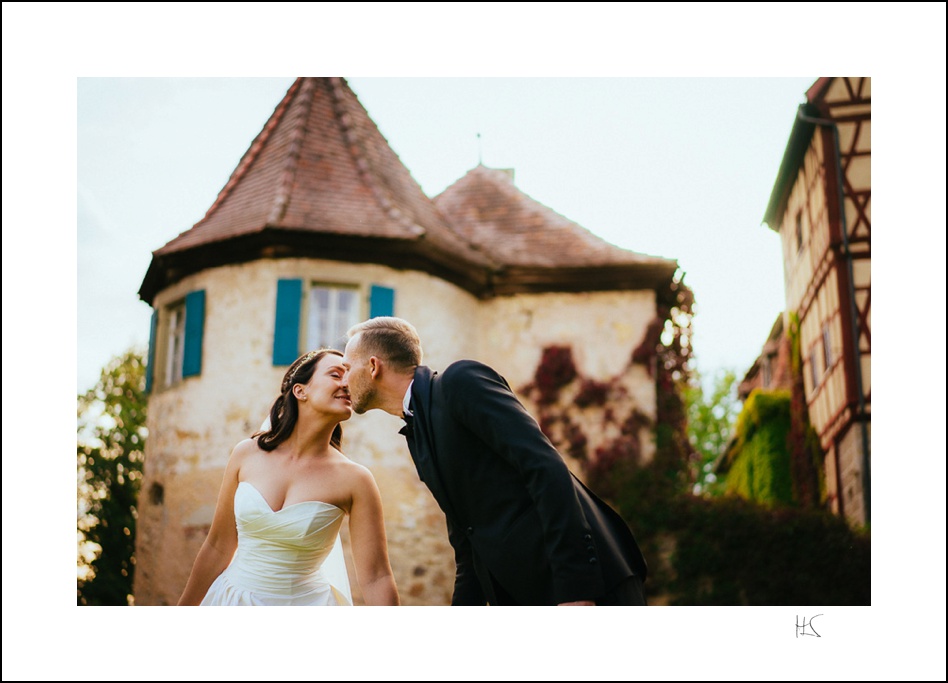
[{"x1": 402, "y1": 380, "x2": 414, "y2": 419}]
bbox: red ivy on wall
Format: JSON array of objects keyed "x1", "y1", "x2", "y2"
[
  {"x1": 532, "y1": 345, "x2": 578, "y2": 404},
  {"x1": 519, "y1": 273, "x2": 696, "y2": 503}
]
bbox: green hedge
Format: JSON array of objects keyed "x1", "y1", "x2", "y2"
[
  {"x1": 663, "y1": 496, "x2": 869, "y2": 605},
  {"x1": 609, "y1": 488, "x2": 870, "y2": 605}
]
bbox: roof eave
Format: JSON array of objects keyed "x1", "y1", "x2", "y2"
[
  {"x1": 139, "y1": 231, "x2": 678, "y2": 306},
  {"x1": 490, "y1": 262, "x2": 678, "y2": 297},
  {"x1": 762, "y1": 103, "x2": 820, "y2": 231},
  {"x1": 138, "y1": 229, "x2": 493, "y2": 306}
]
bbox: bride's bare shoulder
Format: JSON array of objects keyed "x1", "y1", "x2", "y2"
[
  {"x1": 333, "y1": 451, "x2": 378, "y2": 488},
  {"x1": 231, "y1": 437, "x2": 264, "y2": 462}
]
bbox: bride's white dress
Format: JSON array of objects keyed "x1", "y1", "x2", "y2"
[{"x1": 201, "y1": 481, "x2": 353, "y2": 605}]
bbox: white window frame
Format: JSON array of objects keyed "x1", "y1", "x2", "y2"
[
  {"x1": 808, "y1": 348, "x2": 819, "y2": 393},
  {"x1": 794, "y1": 210, "x2": 804, "y2": 253},
  {"x1": 822, "y1": 323, "x2": 833, "y2": 375},
  {"x1": 305, "y1": 283, "x2": 361, "y2": 351},
  {"x1": 165, "y1": 300, "x2": 186, "y2": 388}
]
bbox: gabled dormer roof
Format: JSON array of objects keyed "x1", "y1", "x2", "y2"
[
  {"x1": 435, "y1": 165, "x2": 678, "y2": 294},
  {"x1": 140, "y1": 77, "x2": 494, "y2": 303}
]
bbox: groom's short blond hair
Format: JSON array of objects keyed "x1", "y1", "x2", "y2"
[{"x1": 347, "y1": 317, "x2": 423, "y2": 371}]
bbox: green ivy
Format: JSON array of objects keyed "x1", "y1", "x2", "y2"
[
  {"x1": 724, "y1": 389, "x2": 794, "y2": 506},
  {"x1": 787, "y1": 312, "x2": 826, "y2": 506}
]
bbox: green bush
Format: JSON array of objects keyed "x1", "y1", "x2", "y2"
[
  {"x1": 724, "y1": 389, "x2": 794, "y2": 506},
  {"x1": 664, "y1": 496, "x2": 870, "y2": 605}
]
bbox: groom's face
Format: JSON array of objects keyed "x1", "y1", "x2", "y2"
[{"x1": 342, "y1": 335, "x2": 376, "y2": 414}]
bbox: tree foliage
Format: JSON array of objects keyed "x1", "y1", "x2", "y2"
[
  {"x1": 77, "y1": 348, "x2": 147, "y2": 605},
  {"x1": 684, "y1": 369, "x2": 740, "y2": 496}
]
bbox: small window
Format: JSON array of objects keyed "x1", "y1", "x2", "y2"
[
  {"x1": 762, "y1": 354, "x2": 773, "y2": 388},
  {"x1": 794, "y1": 211, "x2": 804, "y2": 252},
  {"x1": 808, "y1": 348, "x2": 819, "y2": 391},
  {"x1": 822, "y1": 323, "x2": 833, "y2": 374},
  {"x1": 165, "y1": 301, "x2": 186, "y2": 387},
  {"x1": 153, "y1": 289, "x2": 206, "y2": 390},
  {"x1": 306, "y1": 284, "x2": 360, "y2": 351},
  {"x1": 149, "y1": 483, "x2": 165, "y2": 506},
  {"x1": 273, "y1": 280, "x2": 394, "y2": 365}
]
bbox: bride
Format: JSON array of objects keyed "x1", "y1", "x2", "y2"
[{"x1": 177, "y1": 349, "x2": 400, "y2": 606}]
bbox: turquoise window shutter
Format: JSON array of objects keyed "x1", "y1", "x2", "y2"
[
  {"x1": 273, "y1": 279, "x2": 302, "y2": 365},
  {"x1": 145, "y1": 309, "x2": 158, "y2": 393},
  {"x1": 369, "y1": 285, "x2": 395, "y2": 318},
  {"x1": 182, "y1": 290, "x2": 206, "y2": 378}
]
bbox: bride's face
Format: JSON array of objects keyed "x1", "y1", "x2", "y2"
[{"x1": 300, "y1": 354, "x2": 352, "y2": 421}]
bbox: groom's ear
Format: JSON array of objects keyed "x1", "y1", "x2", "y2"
[{"x1": 368, "y1": 356, "x2": 382, "y2": 380}]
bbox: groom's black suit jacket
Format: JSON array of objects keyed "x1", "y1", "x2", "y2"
[{"x1": 401, "y1": 361, "x2": 647, "y2": 605}]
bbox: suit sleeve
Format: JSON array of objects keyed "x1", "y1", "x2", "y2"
[
  {"x1": 441, "y1": 361, "x2": 602, "y2": 604},
  {"x1": 446, "y1": 516, "x2": 488, "y2": 605}
]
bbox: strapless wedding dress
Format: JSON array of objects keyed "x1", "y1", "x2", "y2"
[{"x1": 201, "y1": 481, "x2": 353, "y2": 605}]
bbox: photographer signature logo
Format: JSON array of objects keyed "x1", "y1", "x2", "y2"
[{"x1": 795, "y1": 614, "x2": 823, "y2": 638}]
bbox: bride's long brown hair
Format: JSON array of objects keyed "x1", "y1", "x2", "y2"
[{"x1": 253, "y1": 349, "x2": 344, "y2": 452}]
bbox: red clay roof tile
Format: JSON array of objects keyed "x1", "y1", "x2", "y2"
[
  {"x1": 434, "y1": 165, "x2": 675, "y2": 269},
  {"x1": 155, "y1": 78, "x2": 491, "y2": 268},
  {"x1": 142, "y1": 78, "x2": 679, "y2": 302}
]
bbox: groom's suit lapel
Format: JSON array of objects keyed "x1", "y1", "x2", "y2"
[{"x1": 404, "y1": 366, "x2": 461, "y2": 525}]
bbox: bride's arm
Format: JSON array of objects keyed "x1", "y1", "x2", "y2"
[
  {"x1": 348, "y1": 465, "x2": 400, "y2": 606},
  {"x1": 176, "y1": 440, "x2": 249, "y2": 605}
]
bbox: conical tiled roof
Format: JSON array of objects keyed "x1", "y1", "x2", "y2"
[
  {"x1": 140, "y1": 79, "x2": 678, "y2": 303},
  {"x1": 140, "y1": 77, "x2": 494, "y2": 303}
]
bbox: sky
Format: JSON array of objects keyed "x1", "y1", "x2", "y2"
[
  {"x1": 77, "y1": 75, "x2": 813, "y2": 393},
  {"x1": 4, "y1": 3, "x2": 947, "y2": 682}
]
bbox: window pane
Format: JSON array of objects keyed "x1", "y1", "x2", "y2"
[
  {"x1": 319, "y1": 289, "x2": 331, "y2": 349},
  {"x1": 165, "y1": 305, "x2": 185, "y2": 387},
  {"x1": 336, "y1": 289, "x2": 358, "y2": 348},
  {"x1": 316, "y1": 288, "x2": 331, "y2": 310},
  {"x1": 307, "y1": 289, "x2": 321, "y2": 350},
  {"x1": 307, "y1": 285, "x2": 360, "y2": 350}
]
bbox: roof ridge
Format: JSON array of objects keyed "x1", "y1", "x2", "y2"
[
  {"x1": 267, "y1": 78, "x2": 315, "y2": 224},
  {"x1": 328, "y1": 77, "x2": 425, "y2": 237},
  {"x1": 195, "y1": 78, "x2": 300, "y2": 229}
]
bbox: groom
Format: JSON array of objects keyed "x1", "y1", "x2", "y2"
[{"x1": 342, "y1": 316, "x2": 648, "y2": 606}]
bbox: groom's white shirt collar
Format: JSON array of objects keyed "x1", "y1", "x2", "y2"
[{"x1": 402, "y1": 380, "x2": 414, "y2": 419}]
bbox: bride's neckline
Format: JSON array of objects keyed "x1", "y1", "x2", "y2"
[{"x1": 238, "y1": 481, "x2": 344, "y2": 514}]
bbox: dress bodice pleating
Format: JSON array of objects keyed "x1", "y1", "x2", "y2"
[{"x1": 201, "y1": 482, "x2": 352, "y2": 606}]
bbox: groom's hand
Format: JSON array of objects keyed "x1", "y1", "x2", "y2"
[{"x1": 558, "y1": 600, "x2": 596, "y2": 606}]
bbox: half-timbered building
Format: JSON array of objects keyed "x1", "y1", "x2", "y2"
[{"x1": 763, "y1": 77, "x2": 871, "y2": 525}]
